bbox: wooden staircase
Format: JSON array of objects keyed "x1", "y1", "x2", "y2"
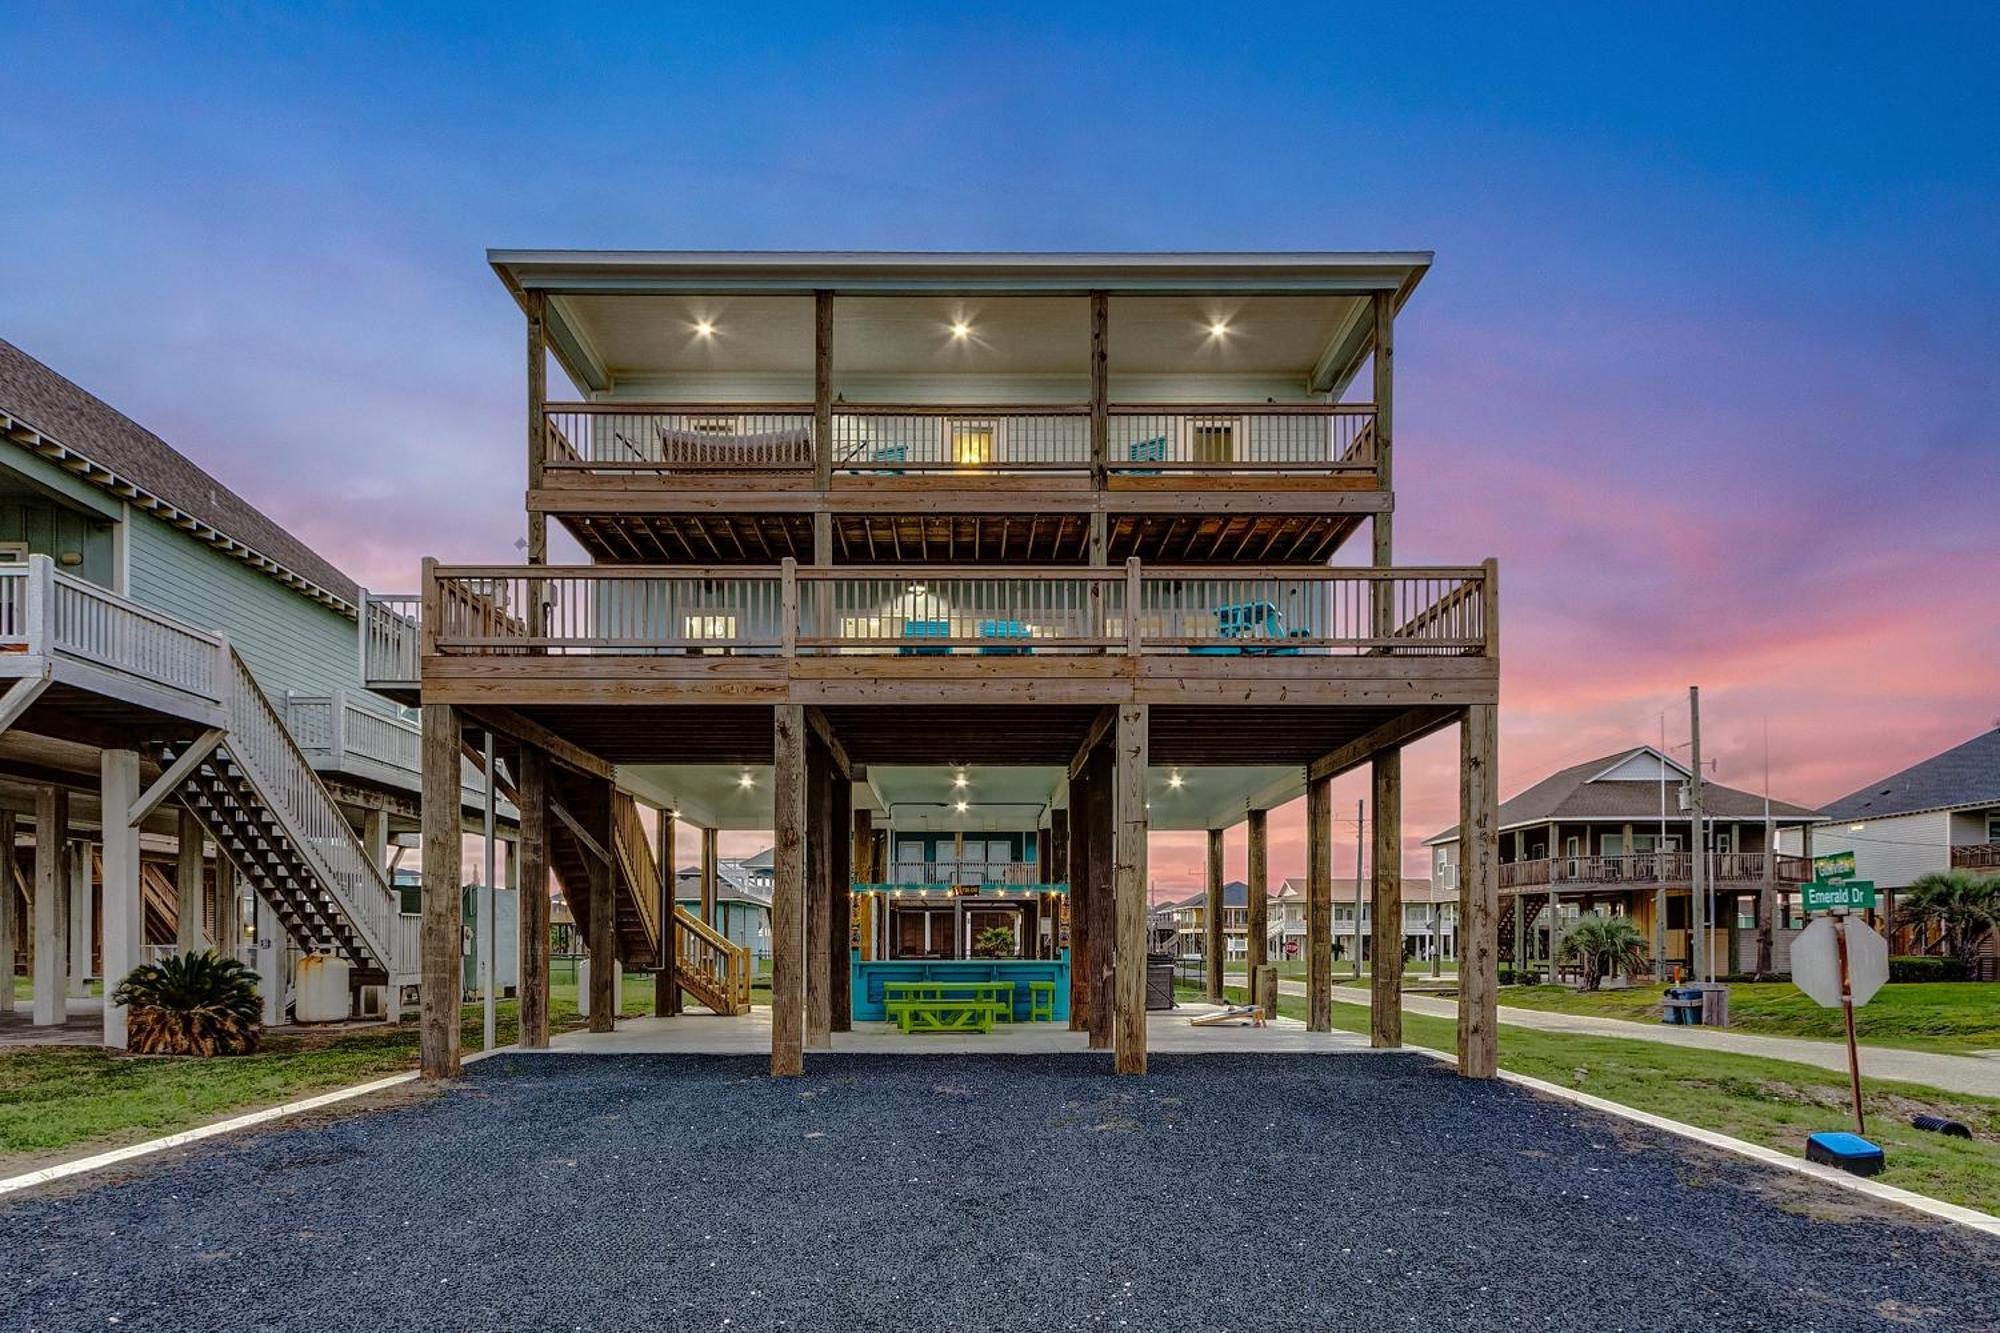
[
  {"x1": 156, "y1": 646, "x2": 399, "y2": 984},
  {"x1": 671, "y1": 905, "x2": 753, "y2": 1016}
]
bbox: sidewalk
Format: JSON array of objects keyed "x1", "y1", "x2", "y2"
[{"x1": 1223, "y1": 973, "x2": 2000, "y2": 1098}]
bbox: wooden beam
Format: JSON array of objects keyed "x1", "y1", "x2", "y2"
[
  {"x1": 814, "y1": 291, "x2": 834, "y2": 494},
  {"x1": 0, "y1": 674, "x2": 50, "y2": 736},
  {"x1": 655, "y1": 807, "x2": 677, "y2": 1017},
  {"x1": 1306, "y1": 706, "x2": 1457, "y2": 784},
  {"x1": 803, "y1": 705, "x2": 853, "y2": 781},
  {"x1": 1370, "y1": 750, "x2": 1403, "y2": 1048},
  {"x1": 518, "y1": 746, "x2": 551, "y2": 1048},
  {"x1": 1306, "y1": 774, "x2": 1332, "y2": 1032},
  {"x1": 1246, "y1": 808, "x2": 1270, "y2": 1016},
  {"x1": 527, "y1": 290, "x2": 548, "y2": 565},
  {"x1": 1458, "y1": 703, "x2": 1499, "y2": 1078},
  {"x1": 1112, "y1": 703, "x2": 1148, "y2": 1075},
  {"x1": 1067, "y1": 704, "x2": 1117, "y2": 782},
  {"x1": 128, "y1": 728, "x2": 223, "y2": 827},
  {"x1": 1203, "y1": 827, "x2": 1225, "y2": 1003},
  {"x1": 461, "y1": 705, "x2": 613, "y2": 782},
  {"x1": 830, "y1": 773, "x2": 852, "y2": 1033},
  {"x1": 805, "y1": 732, "x2": 833, "y2": 1049},
  {"x1": 771, "y1": 704, "x2": 807, "y2": 1076},
  {"x1": 550, "y1": 799, "x2": 610, "y2": 866},
  {"x1": 420, "y1": 703, "x2": 463, "y2": 1078},
  {"x1": 175, "y1": 808, "x2": 205, "y2": 954},
  {"x1": 586, "y1": 780, "x2": 616, "y2": 1032}
]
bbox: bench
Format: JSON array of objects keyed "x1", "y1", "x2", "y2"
[{"x1": 884, "y1": 998, "x2": 1007, "y2": 1033}]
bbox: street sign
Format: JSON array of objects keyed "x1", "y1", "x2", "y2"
[
  {"x1": 1792, "y1": 915, "x2": 1889, "y2": 1008},
  {"x1": 1813, "y1": 850, "x2": 1858, "y2": 882},
  {"x1": 1802, "y1": 879, "x2": 1877, "y2": 913}
]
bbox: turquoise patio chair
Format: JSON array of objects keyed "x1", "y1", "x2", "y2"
[
  {"x1": 1126, "y1": 435, "x2": 1168, "y2": 476},
  {"x1": 976, "y1": 619, "x2": 1031, "y2": 656},
  {"x1": 899, "y1": 619, "x2": 952, "y2": 655}
]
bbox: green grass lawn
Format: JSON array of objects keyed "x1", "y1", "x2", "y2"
[
  {"x1": 1182, "y1": 980, "x2": 2000, "y2": 1214},
  {"x1": 0, "y1": 972, "x2": 683, "y2": 1168},
  {"x1": 1492, "y1": 982, "x2": 2000, "y2": 1055}
]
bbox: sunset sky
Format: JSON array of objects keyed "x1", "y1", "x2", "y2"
[{"x1": 5, "y1": 6, "x2": 1996, "y2": 896}]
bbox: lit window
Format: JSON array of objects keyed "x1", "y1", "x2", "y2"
[
  {"x1": 1186, "y1": 417, "x2": 1237, "y2": 463},
  {"x1": 948, "y1": 420, "x2": 995, "y2": 466}
]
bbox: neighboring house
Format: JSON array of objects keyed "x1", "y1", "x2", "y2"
[
  {"x1": 1426, "y1": 745, "x2": 1824, "y2": 979},
  {"x1": 676, "y1": 853, "x2": 775, "y2": 960},
  {"x1": 0, "y1": 339, "x2": 501, "y2": 1042},
  {"x1": 1801, "y1": 728, "x2": 2000, "y2": 978},
  {"x1": 1163, "y1": 877, "x2": 1450, "y2": 964}
]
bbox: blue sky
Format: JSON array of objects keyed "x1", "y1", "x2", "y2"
[{"x1": 3, "y1": 3, "x2": 1996, "y2": 867}]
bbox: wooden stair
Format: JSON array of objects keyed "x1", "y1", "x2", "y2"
[
  {"x1": 671, "y1": 904, "x2": 753, "y2": 1016},
  {"x1": 549, "y1": 776, "x2": 660, "y2": 966}
]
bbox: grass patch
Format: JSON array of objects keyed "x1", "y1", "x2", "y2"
[
  {"x1": 0, "y1": 971, "x2": 682, "y2": 1167},
  {"x1": 1188, "y1": 980, "x2": 2000, "y2": 1214},
  {"x1": 1494, "y1": 982, "x2": 2000, "y2": 1055}
]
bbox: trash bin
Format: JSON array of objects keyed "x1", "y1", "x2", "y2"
[
  {"x1": 1661, "y1": 986, "x2": 1702, "y2": 1025},
  {"x1": 1145, "y1": 952, "x2": 1177, "y2": 1011}
]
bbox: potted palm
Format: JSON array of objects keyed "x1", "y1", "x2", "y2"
[
  {"x1": 110, "y1": 950, "x2": 265, "y2": 1055},
  {"x1": 970, "y1": 925, "x2": 1018, "y2": 960}
]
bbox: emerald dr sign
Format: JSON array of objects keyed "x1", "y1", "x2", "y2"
[{"x1": 1802, "y1": 879, "x2": 1877, "y2": 913}]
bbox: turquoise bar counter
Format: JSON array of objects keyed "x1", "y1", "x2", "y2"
[{"x1": 850, "y1": 952, "x2": 1071, "y2": 1024}]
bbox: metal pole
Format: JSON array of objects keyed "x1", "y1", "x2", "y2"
[
  {"x1": 1834, "y1": 910, "x2": 1865, "y2": 1136},
  {"x1": 1352, "y1": 799, "x2": 1365, "y2": 979},
  {"x1": 481, "y1": 729, "x2": 497, "y2": 1052},
  {"x1": 1688, "y1": 686, "x2": 1708, "y2": 983}
]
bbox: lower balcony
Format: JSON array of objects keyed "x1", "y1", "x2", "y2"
[
  {"x1": 1951, "y1": 843, "x2": 2000, "y2": 872},
  {"x1": 1499, "y1": 852, "x2": 1815, "y2": 892}
]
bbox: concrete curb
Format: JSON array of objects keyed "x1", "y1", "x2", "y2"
[
  {"x1": 1402, "y1": 1042, "x2": 2000, "y2": 1238},
  {"x1": 0, "y1": 1046, "x2": 510, "y2": 1200}
]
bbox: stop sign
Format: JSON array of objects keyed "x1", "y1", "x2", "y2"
[{"x1": 1792, "y1": 915, "x2": 1890, "y2": 1009}]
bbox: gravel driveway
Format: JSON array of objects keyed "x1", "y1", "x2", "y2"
[{"x1": 4, "y1": 1053, "x2": 1995, "y2": 1332}]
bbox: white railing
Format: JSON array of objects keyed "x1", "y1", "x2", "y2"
[
  {"x1": 359, "y1": 591, "x2": 422, "y2": 687},
  {"x1": 0, "y1": 557, "x2": 223, "y2": 703},
  {"x1": 393, "y1": 913, "x2": 422, "y2": 983},
  {"x1": 287, "y1": 690, "x2": 423, "y2": 776},
  {"x1": 219, "y1": 645, "x2": 397, "y2": 969},
  {"x1": 414, "y1": 560, "x2": 1494, "y2": 660},
  {"x1": 1107, "y1": 405, "x2": 1375, "y2": 474},
  {"x1": 544, "y1": 404, "x2": 815, "y2": 473},
  {"x1": 879, "y1": 861, "x2": 1048, "y2": 885},
  {"x1": 832, "y1": 407, "x2": 1092, "y2": 472}
]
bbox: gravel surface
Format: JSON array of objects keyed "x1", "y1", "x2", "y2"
[{"x1": 4, "y1": 1053, "x2": 1996, "y2": 1332}]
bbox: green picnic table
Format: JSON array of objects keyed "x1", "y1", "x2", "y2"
[{"x1": 881, "y1": 979, "x2": 1016, "y2": 1033}]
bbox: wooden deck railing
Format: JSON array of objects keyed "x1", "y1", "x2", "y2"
[
  {"x1": 358, "y1": 592, "x2": 423, "y2": 688},
  {"x1": 539, "y1": 402, "x2": 1379, "y2": 480},
  {"x1": 673, "y1": 904, "x2": 753, "y2": 1015},
  {"x1": 1952, "y1": 843, "x2": 2000, "y2": 872},
  {"x1": 1501, "y1": 852, "x2": 1815, "y2": 890},
  {"x1": 879, "y1": 861, "x2": 1048, "y2": 886},
  {"x1": 395, "y1": 559, "x2": 1493, "y2": 667}
]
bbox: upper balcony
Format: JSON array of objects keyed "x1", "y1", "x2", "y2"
[{"x1": 498, "y1": 251, "x2": 1427, "y2": 565}]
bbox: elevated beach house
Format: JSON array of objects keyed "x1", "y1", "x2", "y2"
[
  {"x1": 0, "y1": 340, "x2": 502, "y2": 1044},
  {"x1": 1425, "y1": 746, "x2": 1823, "y2": 981},
  {"x1": 366, "y1": 250, "x2": 1504, "y2": 1078}
]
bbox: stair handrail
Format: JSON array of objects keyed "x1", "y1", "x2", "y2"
[
  {"x1": 215, "y1": 639, "x2": 395, "y2": 969},
  {"x1": 611, "y1": 792, "x2": 661, "y2": 952},
  {"x1": 672, "y1": 903, "x2": 751, "y2": 1012}
]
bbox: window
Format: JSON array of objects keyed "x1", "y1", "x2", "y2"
[
  {"x1": 1987, "y1": 814, "x2": 2000, "y2": 842},
  {"x1": 1186, "y1": 417, "x2": 1238, "y2": 463},
  {"x1": 946, "y1": 419, "x2": 995, "y2": 466},
  {"x1": 683, "y1": 614, "x2": 738, "y2": 656},
  {"x1": 0, "y1": 543, "x2": 26, "y2": 564}
]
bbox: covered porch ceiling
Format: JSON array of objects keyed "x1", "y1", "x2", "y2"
[{"x1": 490, "y1": 250, "x2": 1429, "y2": 398}]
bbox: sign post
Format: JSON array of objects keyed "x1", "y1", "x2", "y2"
[{"x1": 1791, "y1": 902, "x2": 1889, "y2": 1138}]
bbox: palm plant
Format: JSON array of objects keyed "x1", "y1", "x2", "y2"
[
  {"x1": 1557, "y1": 914, "x2": 1649, "y2": 991},
  {"x1": 970, "y1": 925, "x2": 1018, "y2": 959},
  {"x1": 110, "y1": 950, "x2": 264, "y2": 1056},
  {"x1": 1899, "y1": 871, "x2": 2000, "y2": 964}
]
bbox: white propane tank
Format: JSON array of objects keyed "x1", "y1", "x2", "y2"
[{"x1": 293, "y1": 954, "x2": 354, "y2": 1022}]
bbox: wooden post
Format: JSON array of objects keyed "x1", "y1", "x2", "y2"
[
  {"x1": 420, "y1": 703, "x2": 463, "y2": 1078},
  {"x1": 700, "y1": 827, "x2": 718, "y2": 928},
  {"x1": 1089, "y1": 291, "x2": 1108, "y2": 489},
  {"x1": 853, "y1": 806, "x2": 874, "y2": 964},
  {"x1": 1083, "y1": 741, "x2": 1116, "y2": 1050},
  {"x1": 517, "y1": 746, "x2": 551, "y2": 1048},
  {"x1": 1370, "y1": 749, "x2": 1403, "y2": 1048},
  {"x1": 1246, "y1": 809, "x2": 1270, "y2": 1016},
  {"x1": 1112, "y1": 704, "x2": 1148, "y2": 1075},
  {"x1": 1458, "y1": 704, "x2": 1500, "y2": 1078},
  {"x1": 215, "y1": 857, "x2": 239, "y2": 966},
  {"x1": 31, "y1": 786, "x2": 67, "y2": 1026},
  {"x1": 1306, "y1": 776, "x2": 1333, "y2": 1032},
  {"x1": 1370, "y1": 288, "x2": 1394, "y2": 564},
  {"x1": 771, "y1": 705, "x2": 807, "y2": 1076},
  {"x1": 525, "y1": 290, "x2": 547, "y2": 566},
  {"x1": 1203, "y1": 827, "x2": 1225, "y2": 1002},
  {"x1": 830, "y1": 775, "x2": 852, "y2": 1033},
  {"x1": 655, "y1": 806, "x2": 677, "y2": 1017},
  {"x1": 1065, "y1": 783, "x2": 1091, "y2": 1032},
  {"x1": 805, "y1": 736, "x2": 832, "y2": 1049},
  {"x1": 0, "y1": 811, "x2": 14, "y2": 1015},
  {"x1": 814, "y1": 291, "x2": 834, "y2": 494},
  {"x1": 176, "y1": 808, "x2": 205, "y2": 953},
  {"x1": 586, "y1": 783, "x2": 616, "y2": 1033}
]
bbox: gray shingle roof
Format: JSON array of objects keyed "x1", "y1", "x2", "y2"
[
  {"x1": 1425, "y1": 746, "x2": 1823, "y2": 844},
  {"x1": 1820, "y1": 729, "x2": 2000, "y2": 821},
  {"x1": 0, "y1": 339, "x2": 359, "y2": 607}
]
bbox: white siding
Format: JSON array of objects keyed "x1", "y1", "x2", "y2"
[{"x1": 1803, "y1": 811, "x2": 1953, "y2": 890}]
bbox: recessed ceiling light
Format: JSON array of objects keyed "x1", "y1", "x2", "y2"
[
  {"x1": 1208, "y1": 319, "x2": 1230, "y2": 337},
  {"x1": 738, "y1": 771, "x2": 755, "y2": 789},
  {"x1": 694, "y1": 320, "x2": 716, "y2": 338},
  {"x1": 955, "y1": 800, "x2": 969, "y2": 814},
  {"x1": 949, "y1": 321, "x2": 972, "y2": 340},
  {"x1": 953, "y1": 772, "x2": 968, "y2": 789},
  {"x1": 1168, "y1": 771, "x2": 1184, "y2": 789}
]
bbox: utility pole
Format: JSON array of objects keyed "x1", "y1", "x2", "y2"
[
  {"x1": 1688, "y1": 686, "x2": 1708, "y2": 983},
  {"x1": 1352, "y1": 799, "x2": 1365, "y2": 979}
]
